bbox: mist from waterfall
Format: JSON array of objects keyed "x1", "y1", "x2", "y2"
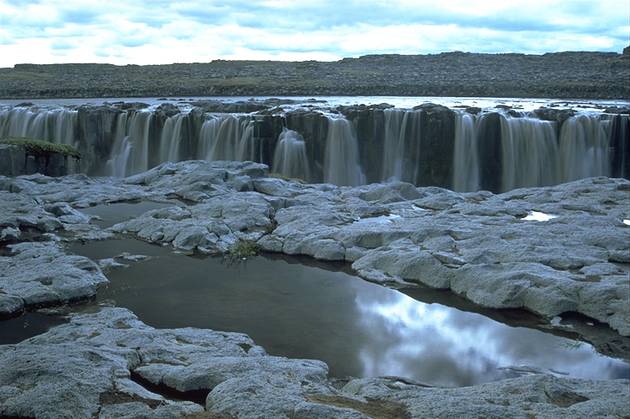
[
  {"x1": 324, "y1": 117, "x2": 366, "y2": 186},
  {"x1": 272, "y1": 128, "x2": 311, "y2": 181}
]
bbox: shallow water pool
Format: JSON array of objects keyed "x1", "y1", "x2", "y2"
[{"x1": 69, "y1": 238, "x2": 630, "y2": 387}]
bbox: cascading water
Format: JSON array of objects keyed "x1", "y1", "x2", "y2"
[
  {"x1": 324, "y1": 117, "x2": 366, "y2": 186},
  {"x1": 0, "y1": 107, "x2": 77, "y2": 146},
  {"x1": 499, "y1": 115, "x2": 559, "y2": 191},
  {"x1": 606, "y1": 114, "x2": 629, "y2": 178},
  {"x1": 159, "y1": 113, "x2": 186, "y2": 163},
  {"x1": 558, "y1": 114, "x2": 610, "y2": 183},
  {"x1": 272, "y1": 128, "x2": 311, "y2": 181},
  {"x1": 452, "y1": 112, "x2": 479, "y2": 192},
  {"x1": 1, "y1": 104, "x2": 627, "y2": 191},
  {"x1": 104, "y1": 111, "x2": 153, "y2": 177},
  {"x1": 381, "y1": 108, "x2": 405, "y2": 181},
  {"x1": 201, "y1": 115, "x2": 259, "y2": 162},
  {"x1": 105, "y1": 113, "x2": 130, "y2": 177}
]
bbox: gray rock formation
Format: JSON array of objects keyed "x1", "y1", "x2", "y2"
[{"x1": 0, "y1": 144, "x2": 75, "y2": 176}]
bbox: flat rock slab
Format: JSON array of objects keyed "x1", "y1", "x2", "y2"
[{"x1": 0, "y1": 241, "x2": 107, "y2": 317}]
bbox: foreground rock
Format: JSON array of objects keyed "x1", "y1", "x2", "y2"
[
  {"x1": 1, "y1": 161, "x2": 628, "y2": 336},
  {"x1": 1, "y1": 308, "x2": 627, "y2": 418}
]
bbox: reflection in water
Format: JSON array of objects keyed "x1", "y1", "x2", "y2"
[
  {"x1": 354, "y1": 292, "x2": 628, "y2": 386},
  {"x1": 68, "y1": 238, "x2": 629, "y2": 387}
]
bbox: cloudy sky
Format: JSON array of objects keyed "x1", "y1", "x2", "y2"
[{"x1": 0, "y1": 0, "x2": 628, "y2": 67}]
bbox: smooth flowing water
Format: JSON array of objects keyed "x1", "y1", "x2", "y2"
[
  {"x1": 67, "y1": 237, "x2": 629, "y2": 387},
  {"x1": 1, "y1": 97, "x2": 627, "y2": 189}
]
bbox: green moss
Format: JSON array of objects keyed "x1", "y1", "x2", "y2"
[
  {"x1": 227, "y1": 239, "x2": 260, "y2": 259},
  {"x1": 0, "y1": 137, "x2": 80, "y2": 159}
]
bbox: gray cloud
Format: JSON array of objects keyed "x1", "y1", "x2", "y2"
[{"x1": 0, "y1": 0, "x2": 627, "y2": 67}]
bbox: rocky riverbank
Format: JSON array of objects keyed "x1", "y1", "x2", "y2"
[
  {"x1": 1, "y1": 50, "x2": 629, "y2": 99},
  {"x1": 1, "y1": 160, "x2": 629, "y2": 417}
]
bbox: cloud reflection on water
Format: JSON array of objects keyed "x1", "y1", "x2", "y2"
[{"x1": 354, "y1": 289, "x2": 629, "y2": 386}]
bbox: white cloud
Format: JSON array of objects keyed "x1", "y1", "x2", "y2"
[{"x1": 0, "y1": 0, "x2": 627, "y2": 67}]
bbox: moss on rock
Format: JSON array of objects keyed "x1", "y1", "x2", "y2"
[
  {"x1": 227, "y1": 239, "x2": 260, "y2": 259},
  {"x1": 0, "y1": 137, "x2": 80, "y2": 159}
]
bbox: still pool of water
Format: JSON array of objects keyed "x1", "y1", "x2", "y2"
[
  {"x1": 68, "y1": 238, "x2": 630, "y2": 387},
  {"x1": 80, "y1": 201, "x2": 173, "y2": 228},
  {"x1": 0, "y1": 312, "x2": 67, "y2": 345}
]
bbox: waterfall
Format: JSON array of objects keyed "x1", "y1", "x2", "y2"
[
  {"x1": 381, "y1": 108, "x2": 405, "y2": 180},
  {"x1": 0, "y1": 107, "x2": 77, "y2": 146},
  {"x1": 104, "y1": 111, "x2": 153, "y2": 177},
  {"x1": 558, "y1": 114, "x2": 610, "y2": 183},
  {"x1": 499, "y1": 115, "x2": 559, "y2": 191},
  {"x1": 1, "y1": 104, "x2": 626, "y2": 190},
  {"x1": 105, "y1": 113, "x2": 130, "y2": 177},
  {"x1": 380, "y1": 109, "x2": 422, "y2": 183},
  {"x1": 159, "y1": 113, "x2": 186, "y2": 163},
  {"x1": 605, "y1": 114, "x2": 629, "y2": 178},
  {"x1": 200, "y1": 115, "x2": 259, "y2": 162},
  {"x1": 324, "y1": 117, "x2": 365, "y2": 186},
  {"x1": 452, "y1": 112, "x2": 479, "y2": 192},
  {"x1": 272, "y1": 128, "x2": 311, "y2": 181}
]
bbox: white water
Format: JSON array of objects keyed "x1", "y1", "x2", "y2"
[
  {"x1": 324, "y1": 117, "x2": 366, "y2": 186},
  {"x1": 272, "y1": 128, "x2": 311, "y2": 181}
]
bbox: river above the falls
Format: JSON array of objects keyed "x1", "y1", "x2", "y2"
[
  {"x1": 2, "y1": 95, "x2": 629, "y2": 112},
  {"x1": 65, "y1": 237, "x2": 630, "y2": 387}
]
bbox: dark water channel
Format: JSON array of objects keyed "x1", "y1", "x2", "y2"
[{"x1": 67, "y1": 237, "x2": 630, "y2": 387}]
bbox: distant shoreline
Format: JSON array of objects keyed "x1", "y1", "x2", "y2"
[{"x1": 1, "y1": 51, "x2": 628, "y2": 100}]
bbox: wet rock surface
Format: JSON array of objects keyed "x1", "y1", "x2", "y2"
[{"x1": 0, "y1": 160, "x2": 629, "y2": 417}]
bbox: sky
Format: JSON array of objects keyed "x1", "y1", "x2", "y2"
[{"x1": 0, "y1": 0, "x2": 628, "y2": 67}]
